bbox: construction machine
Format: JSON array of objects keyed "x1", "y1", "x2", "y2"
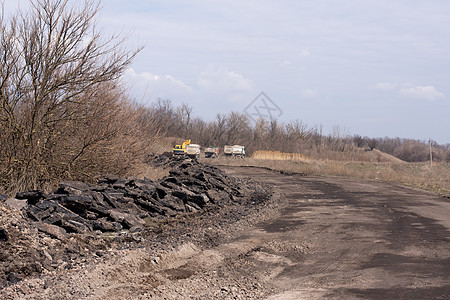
[
  {"x1": 172, "y1": 139, "x2": 191, "y2": 155},
  {"x1": 223, "y1": 145, "x2": 245, "y2": 158},
  {"x1": 185, "y1": 144, "x2": 201, "y2": 158},
  {"x1": 204, "y1": 146, "x2": 219, "y2": 158}
]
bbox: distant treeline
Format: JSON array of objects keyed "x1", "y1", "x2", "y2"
[{"x1": 146, "y1": 99, "x2": 450, "y2": 163}]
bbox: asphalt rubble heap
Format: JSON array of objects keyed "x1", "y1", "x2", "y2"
[{"x1": 0, "y1": 154, "x2": 271, "y2": 287}]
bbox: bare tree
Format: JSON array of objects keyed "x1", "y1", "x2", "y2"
[
  {"x1": 445, "y1": 149, "x2": 450, "y2": 163},
  {"x1": 224, "y1": 111, "x2": 250, "y2": 145},
  {"x1": 252, "y1": 118, "x2": 269, "y2": 147},
  {"x1": 0, "y1": 0, "x2": 142, "y2": 192},
  {"x1": 174, "y1": 103, "x2": 193, "y2": 136},
  {"x1": 353, "y1": 135, "x2": 365, "y2": 148},
  {"x1": 367, "y1": 138, "x2": 378, "y2": 151},
  {"x1": 150, "y1": 99, "x2": 176, "y2": 135},
  {"x1": 210, "y1": 114, "x2": 227, "y2": 145}
]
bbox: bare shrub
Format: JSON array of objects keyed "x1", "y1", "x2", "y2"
[
  {"x1": 353, "y1": 135, "x2": 365, "y2": 148},
  {"x1": 445, "y1": 150, "x2": 450, "y2": 163},
  {"x1": 367, "y1": 138, "x2": 378, "y2": 151},
  {"x1": 0, "y1": 0, "x2": 142, "y2": 193},
  {"x1": 393, "y1": 140, "x2": 429, "y2": 162}
]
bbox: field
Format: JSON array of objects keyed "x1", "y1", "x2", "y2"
[{"x1": 206, "y1": 150, "x2": 450, "y2": 197}]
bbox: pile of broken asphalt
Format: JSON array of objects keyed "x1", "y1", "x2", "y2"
[{"x1": 0, "y1": 154, "x2": 272, "y2": 289}]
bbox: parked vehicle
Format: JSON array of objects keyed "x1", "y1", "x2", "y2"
[
  {"x1": 185, "y1": 144, "x2": 201, "y2": 158},
  {"x1": 223, "y1": 145, "x2": 245, "y2": 158},
  {"x1": 204, "y1": 146, "x2": 219, "y2": 158},
  {"x1": 172, "y1": 139, "x2": 191, "y2": 155}
]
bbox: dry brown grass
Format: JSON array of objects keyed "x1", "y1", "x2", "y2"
[
  {"x1": 207, "y1": 151, "x2": 450, "y2": 197},
  {"x1": 299, "y1": 147, "x2": 406, "y2": 164},
  {"x1": 252, "y1": 151, "x2": 311, "y2": 162},
  {"x1": 127, "y1": 163, "x2": 169, "y2": 181},
  {"x1": 120, "y1": 137, "x2": 181, "y2": 182},
  {"x1": 154, "y1": 137, "x2": 184, "y2": 154}
]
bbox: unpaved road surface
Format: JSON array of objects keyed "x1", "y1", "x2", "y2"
[
  {"x1": 3, "y1": 166, "x2": 450, "y2": 299},
  {"x1": 219, "y1": 166, "x2": 450, "y2": 299}
]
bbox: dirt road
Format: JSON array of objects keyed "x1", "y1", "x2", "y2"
[
  {"x1": 218, "y1": 166, "x2": 450, "y2": 299},
  {"x1": 4, "y1": 166, "x2": 450, "y2": 299}
]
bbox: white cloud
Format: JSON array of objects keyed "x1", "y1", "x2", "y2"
[
  {"x1": 299, "y1": 50, "x2": 311, "y2": 57},
  {"x1": 399, "y1": 85, "x2": 444, "y2": 101},
  {"x1": 370, "y1": 82, "x2": 398, "y2": 91},
  {"x1": 400, "y1": 82, "x2": 415, "y2": 88},
  {"x1": 122, "y1": 66, "x2": 256, "y2": 107},
  {"x1": 301, "y1": 89, "x2": 318, "y2": 98},
  {"x1": 197, "y1": 65, "x2": 254, "y2": 94},
  {"x1": 371, "y1": 82, "x2": 445, "y2": 101},
  {"x1": 123, "y1": 68, "x2": 194, "y2": 101}
]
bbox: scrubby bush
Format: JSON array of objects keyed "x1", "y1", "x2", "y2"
[{"x1": 0, "y1": 0, "x2": 149, "y2": 194}]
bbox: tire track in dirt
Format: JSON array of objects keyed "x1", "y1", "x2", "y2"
[
  {"x1": 221, "y1": 167, "x2": 450, "y2": 300},
  {"x1": 90, "y1": 166, "x2": 450, "y2": 299}
]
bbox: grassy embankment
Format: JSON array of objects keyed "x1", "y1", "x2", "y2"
[{"x1": 206, "y1": 150, "x2": 450, "y2": 197}]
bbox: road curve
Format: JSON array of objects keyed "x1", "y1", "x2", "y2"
[{"x1": 222, "y1": 166, "x2": 450, "y2": 300}]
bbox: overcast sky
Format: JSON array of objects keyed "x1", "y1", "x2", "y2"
[{"x1": 5, "y1": 1, "x2": 450, "y2": 144}]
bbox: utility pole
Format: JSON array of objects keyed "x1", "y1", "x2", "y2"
[{"x1": 429, "y1": 138, "x2": 433, "y2": 167}]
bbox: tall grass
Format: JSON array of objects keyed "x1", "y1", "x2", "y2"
[{"x1": 252, "y1": 151, "x2": 311, "y2": 162}]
